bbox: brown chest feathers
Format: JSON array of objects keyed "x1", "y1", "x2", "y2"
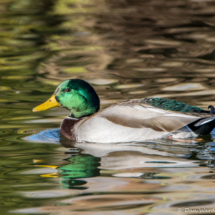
[{"x1": 60, "y1": 117, "x2": 81, "y2": 140}]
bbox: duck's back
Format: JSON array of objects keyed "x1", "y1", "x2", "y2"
[{"x1": 73, "y1": 98, "x2": 215, "y2": 143}]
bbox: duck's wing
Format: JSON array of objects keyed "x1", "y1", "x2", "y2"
[{"x1": 100, "y1": 100, "x2": 214, "y2": 132}]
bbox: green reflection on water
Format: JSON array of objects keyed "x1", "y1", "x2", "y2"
[
  {"x1": 59, "y1": 154, "x2": 100, "y2": 179},
  {"x1": 58, "y1": 154, "x2": 100, "y2": 189}
]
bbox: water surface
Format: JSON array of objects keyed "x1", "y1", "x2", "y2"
[{"x1": 1, "y1": 0, "x2": 215, "y2": 214}]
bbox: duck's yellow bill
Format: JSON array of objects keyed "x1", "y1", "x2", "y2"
[{"x1": 32, "y1": 95, "x2": 60, "y2": 112}]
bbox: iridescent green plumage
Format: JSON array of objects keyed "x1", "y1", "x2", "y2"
[
  {"x1": 141, "y1": 98, "x2": 203, "y2": 113},
  {"x1": 55, "y1": 79, "x2": 100, "y2": 118}
]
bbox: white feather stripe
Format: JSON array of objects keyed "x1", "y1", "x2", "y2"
[
  {"x1": 134, "y1": 105, "x2": 168, "y2": 113},
  {"x1": 194, "y1": 117, "x2": 215, "y2": 127},
  {"x1": 165, "y1": 113, "x2": 198, "y2": 118},
  {"x1": 145, "y1": 107, "x2": 168, "y2": 113}
]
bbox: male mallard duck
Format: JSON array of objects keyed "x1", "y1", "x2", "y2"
[{"x1": 33, "y1": 79, "x2": 215, "y2": 143}]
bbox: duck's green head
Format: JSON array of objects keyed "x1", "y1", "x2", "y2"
[{"x1": 33, "y1": 79, "x2": 100, "y2": 118}]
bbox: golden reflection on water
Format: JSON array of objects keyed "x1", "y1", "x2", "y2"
[{"x1": 1, "y1": 0, "x2": 215, "y2": 214}]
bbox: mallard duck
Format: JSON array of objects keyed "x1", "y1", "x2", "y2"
[{"x1": 33, "y1": 79, "x2": 215, "y2": 143}]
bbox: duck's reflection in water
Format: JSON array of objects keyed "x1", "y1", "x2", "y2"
[{"x1": 58, "y1": 154, "x2": 100, "y2": 190}]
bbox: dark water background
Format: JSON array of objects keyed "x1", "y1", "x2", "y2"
[{"x1": 2, "y1": 0, "x2": 215, "y2": 214}]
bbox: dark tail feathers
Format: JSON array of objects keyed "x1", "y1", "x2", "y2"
[{"x1": 188, "y1": 117, "x2": 215, "y2": 136}]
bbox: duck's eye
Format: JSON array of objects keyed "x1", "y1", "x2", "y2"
[{"x1": 64, "y1": 88, "x2": 71, "y2": 92}]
